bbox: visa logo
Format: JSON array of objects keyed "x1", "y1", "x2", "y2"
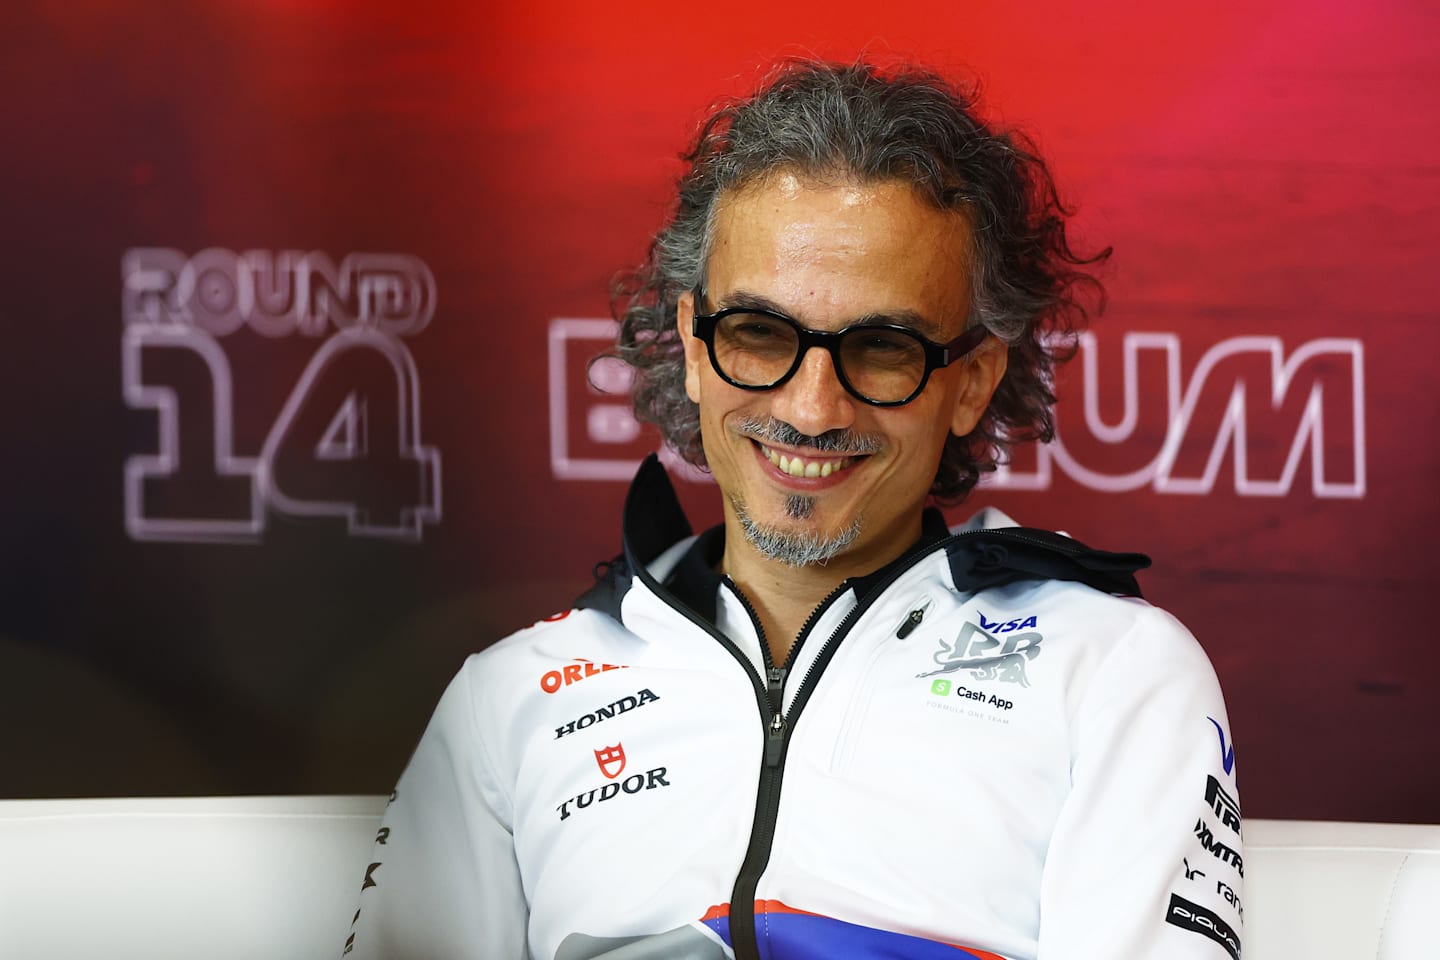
[{"x1": 978, "y1": 611, "x2": 1038, "y2": 634}]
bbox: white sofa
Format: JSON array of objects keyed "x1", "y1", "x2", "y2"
[{"x1": 1, "y1": 795, "x2": 1436, "y2": 959}]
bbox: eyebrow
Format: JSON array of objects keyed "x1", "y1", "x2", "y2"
[{"x1": 713, "y1": 288, "x2": 947, "y2": 339}]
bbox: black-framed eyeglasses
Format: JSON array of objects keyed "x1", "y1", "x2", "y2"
[{"x1": 691, "y1": 295, "x2": 989, "y2": 407}]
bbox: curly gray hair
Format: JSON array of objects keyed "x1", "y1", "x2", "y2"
[{"x1": 605, "y1": 58, "x2": 1108, "y2": 502}]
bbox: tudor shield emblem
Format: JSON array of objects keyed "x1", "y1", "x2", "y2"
[{"x1": 594, "y1": 743, "x2": 626, "y2": 779}]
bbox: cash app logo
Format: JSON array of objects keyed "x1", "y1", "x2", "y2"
[{"x1": 930, "y1": 679, "x2": 952, "y2": 696}]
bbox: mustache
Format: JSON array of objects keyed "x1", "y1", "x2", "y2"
[{"x1": 737, "y1": 416, "x2": 882, "y2": 456}]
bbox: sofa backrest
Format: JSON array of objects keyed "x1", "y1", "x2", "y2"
[
  {"x1": 1, "y1": 795, "x2": 1437, "y2": 959},
  {"x1": 0, "y1": 795, "x2": 381, "y2": 960}
]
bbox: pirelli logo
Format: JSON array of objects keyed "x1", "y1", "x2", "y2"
[{"x1": 1206, "y1": 775, "x2": 1242, "y2": 836}]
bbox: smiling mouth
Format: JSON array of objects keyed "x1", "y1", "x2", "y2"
[{"x1": 758, "y1": 443, "x2": 861, "y2": 479}]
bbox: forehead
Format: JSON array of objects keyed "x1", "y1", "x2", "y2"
[{"x1": 706, "y1": 171, "x2": 973, "y2": 332}]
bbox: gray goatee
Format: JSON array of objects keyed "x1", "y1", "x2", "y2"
[{"x1": 733, "y1": 496, "x2": 862, "y2": 567}]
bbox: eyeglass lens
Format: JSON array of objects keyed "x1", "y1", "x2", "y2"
[{"x1": 713, "y1": 312, "x2": 929, "y2": 404}]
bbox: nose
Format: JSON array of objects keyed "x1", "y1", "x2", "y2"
[{"x1": 770, "y1": 345, "x2": 857, "y2": 438}]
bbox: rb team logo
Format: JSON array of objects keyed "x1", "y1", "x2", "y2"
[{"x1": 918, "y1": 617, "x2": 1044, "y2": 687}]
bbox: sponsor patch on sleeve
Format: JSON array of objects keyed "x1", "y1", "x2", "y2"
[{"x1": 1166, "y1": 893, "x2": 1241, "y2": 960}]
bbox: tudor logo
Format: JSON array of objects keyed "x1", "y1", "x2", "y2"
[
  {"x1": 917, "y1": 620, "x2": 1044, "y2": 687},
  {"x1": 594, "y1": 743, "x2": 626, "y2": 779},
  {"x1": 558, "y1": 742, "x2": 671, "y2": 822},
  {"x1": 556, "y1": 765, "x2": 672, "y2": 821}
]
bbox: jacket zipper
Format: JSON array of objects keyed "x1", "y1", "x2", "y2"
[
  {"x1": 725, "y1": 527, "x2": 1048, "y2": 959},
  {"x1": 620, "y1": 550, "x2": 811, "y2": 957},
  {"x1": 722, "y1": 577, "x2": 851, "y2": 960},
  {"x1": 629, "y1": 527, "x2": 1054, "y2": 960},
  {"x1": 895, "y1": 597, "x2": 932, "y2": 638}
]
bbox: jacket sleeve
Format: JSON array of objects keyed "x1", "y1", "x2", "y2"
[
  {"x1": 1036, "y1": 607, "x2": 1244, "y2": 960},
  {"x1": 343, "y1": 658, "x2": 531, "y2": 960}
]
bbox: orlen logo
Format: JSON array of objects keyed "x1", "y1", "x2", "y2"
[{"x1": 539, "y1": 658, "x2": 629, "y2": 694}]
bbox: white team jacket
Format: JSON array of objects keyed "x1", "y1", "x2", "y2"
[{"x1": 344, "y1": 457, "x2": 1244, "y2": 960}]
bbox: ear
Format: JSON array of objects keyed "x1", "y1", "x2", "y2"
[
  {"x1": 949, "y1": 335, "x2": 1008, "y2": 436},
  {"x1": 677, "y1": 290, "x2": 706, "y2": 404}
]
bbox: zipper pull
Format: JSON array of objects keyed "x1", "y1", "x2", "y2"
[
  {"x1": 896, "y1": 598, "x2": 932, "y2": 639},
  {"x1": 766, "y1": 667, "x2": 786, "y2": 715},
  {"x1": 765, "y1": 712, "x2": 787, "y2": 767}
]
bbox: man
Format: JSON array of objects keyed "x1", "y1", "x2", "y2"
[{"x1": 345, "y1": 60, "x2": 1244, "y2": 960}]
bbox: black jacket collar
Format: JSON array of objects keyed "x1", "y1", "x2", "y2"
[{"x1": 575, "y1": 454, "x2": 1151, "y2": 620}]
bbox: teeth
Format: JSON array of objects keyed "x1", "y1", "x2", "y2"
[{"x1": 761, "y1": 444, "x2": 852, "y2": 479}]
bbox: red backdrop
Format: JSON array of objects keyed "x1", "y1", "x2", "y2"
[{"x1": 1, "y1": 0, "x2": 1436, "y2": 822}]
